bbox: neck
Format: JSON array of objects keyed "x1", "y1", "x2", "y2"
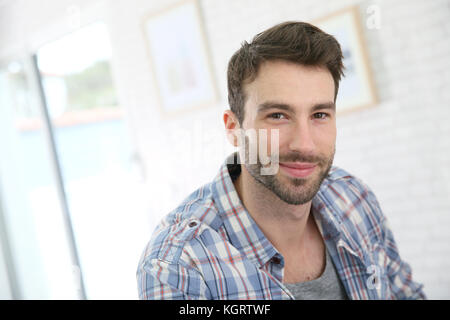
[{"x1": 234, "y1": 165, "x2": 314, "y2": 253}]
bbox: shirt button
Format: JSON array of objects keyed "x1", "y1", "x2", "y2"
[
  {"x1": 188, "y1": 221, "x2": 198, "y2": 228},
  {"x1": 271, "y1": 257, "x2": 281, "y2": 265}
]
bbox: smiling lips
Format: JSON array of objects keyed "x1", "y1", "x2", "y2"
[{"x1": 279, "y1": 162, "x2": 317, "y2": 178}]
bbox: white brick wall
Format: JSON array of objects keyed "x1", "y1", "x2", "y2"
[{"x1": 1, "y1": 0, "x2": 449, "y2": 299}]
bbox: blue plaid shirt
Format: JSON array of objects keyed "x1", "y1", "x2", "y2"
[{"x1": 137, "y1": 153, "x2": 426, "y2": 300}]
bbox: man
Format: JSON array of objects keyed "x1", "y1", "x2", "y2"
[{"x1": 137, "y1": 21, "x2": 426, "y2": 300}]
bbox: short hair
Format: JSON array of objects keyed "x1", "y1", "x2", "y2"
[{"x1": 227, "y1": 21, "x2": 345, "y2": 124}]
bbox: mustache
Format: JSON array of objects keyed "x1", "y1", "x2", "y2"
[{"x1": 278, "y1": 152, "x2": 328, "y2": 165}]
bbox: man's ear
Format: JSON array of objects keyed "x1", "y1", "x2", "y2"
[{"x1": 223, "y1": 110, "x2": 241, "y2": 147}]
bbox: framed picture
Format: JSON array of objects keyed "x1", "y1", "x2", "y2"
[
  {"x1": 313, "y1": 6, "x2": 377, "y2": 114},
  {"x1": 143, "y1": 0, "x2": 218, "y2": 116}
]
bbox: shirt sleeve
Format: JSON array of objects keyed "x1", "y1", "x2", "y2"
[
  {"x1": 137, "y1": 258, "x2": 210, "y2": 300},
  {"x1": 380, "y1": 217, "x2": 427, "y2": 300},
  {"x1": 337, "y1": 174, "x2": 427, "y2": 300},
  {"x1": 364, "y1": 185, "x2": 427, "y2": 300}
]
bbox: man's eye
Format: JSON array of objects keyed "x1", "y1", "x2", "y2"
[
  {"x1": 268, "y1": 113, "x2": 286, "y2": 120},
  {"x1": 313, "y1": 112, "x2": 329, "y2": 119}
]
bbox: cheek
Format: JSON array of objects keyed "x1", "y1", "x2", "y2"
[
  {"x1": 313, "y1": 125, "x2": 336, "y2": 150},
  {"x1": 253, "y1": 127, "x2": 282, "y2": 156},
  {"x1": 261, "y1": 127, "x2": 289, "y2": 156}
]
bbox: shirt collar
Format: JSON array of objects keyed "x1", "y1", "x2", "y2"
[
  {"x1": 211, "y1": 152, "x2": 279, "y2": 267},
  {"x1": 311, "y1": 172, "x2": 344, "y2": 241}
]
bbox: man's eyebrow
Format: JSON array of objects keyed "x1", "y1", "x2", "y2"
[
  {"x1": 257, "y1": 102, "x2": 294, "y2": 114},
  {"x1": 257, "y1": 101, "x2": 336, "y2": 114},
  {"x1": 311, "y1": 102, "x2": 336, "y2": 112}
]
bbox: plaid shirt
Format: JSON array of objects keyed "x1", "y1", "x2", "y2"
[{"x1": 137, "y1": 153, "x2": 426, "y2": 300}]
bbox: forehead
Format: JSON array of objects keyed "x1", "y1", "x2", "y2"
[{"x1": 244, "y1": 60, "x2": 335, "y2": 107}]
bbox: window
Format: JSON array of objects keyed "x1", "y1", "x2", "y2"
[
  {"x1": 0, "y1": 22, "x2": 150, "y2": 299},
  {"x1": 0, "y1": 60, "x2": 71, "y2": 298}
]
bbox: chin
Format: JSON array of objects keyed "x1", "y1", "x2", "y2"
[{"x1": 273, "y1": 171, "x2": 325, "y2": 204}]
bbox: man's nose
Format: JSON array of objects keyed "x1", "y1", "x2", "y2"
[{"x1": 288, "y1": 121, "x2": 316, "y2": 154}]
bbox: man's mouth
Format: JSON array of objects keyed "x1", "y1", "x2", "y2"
[{"x1": 279, "y1": 162, "x2": 317, "y2": 178}]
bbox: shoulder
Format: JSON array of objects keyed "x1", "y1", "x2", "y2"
[
  {"x1": 319, "y1": 166, "x2": 387, "y2": 240},
  {"x1": 138, "y1": 183, "x2": 222, "y2": 269},
  {"x1": 323, "y1": 166, "x2": 383, "y2": 210}
]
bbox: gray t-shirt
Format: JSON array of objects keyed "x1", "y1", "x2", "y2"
[{"x1": 284, "y1": 249, "x2": 348, "y2": 300}]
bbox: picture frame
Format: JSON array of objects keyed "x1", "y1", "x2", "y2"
[
  {"x1": 142, "y1": 0, "x2": 218, "y2": 117},
  {"x1": 313, "y1": 6, "x2": 377, "y2": 114}
]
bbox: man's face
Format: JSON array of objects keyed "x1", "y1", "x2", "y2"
[{"x1": 239, "y1": 60, "x2": 336, "y2": 205}]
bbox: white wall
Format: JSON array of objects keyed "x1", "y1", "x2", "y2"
[
  {"x1": 0, "y1": 212, "x2": 13, "y2": 299},
  {"x1": 0, "y1": 244, "x2": 12, "y2": 299},
  {"x1": 1, "y1": 0, "x2": 449, "y2": 299}
]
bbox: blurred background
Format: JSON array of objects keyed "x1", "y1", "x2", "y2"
[{"x1": 0, "y1": 0, "x2": 449, "y2": 299}]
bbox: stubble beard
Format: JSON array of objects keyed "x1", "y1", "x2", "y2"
[{"x1": 242, "y1": 145, "x2": 335, "y2": 205}]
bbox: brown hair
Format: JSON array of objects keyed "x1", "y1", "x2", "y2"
[{"x1": 227, "y1": 21, "x2": 345, "y2": 124}]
